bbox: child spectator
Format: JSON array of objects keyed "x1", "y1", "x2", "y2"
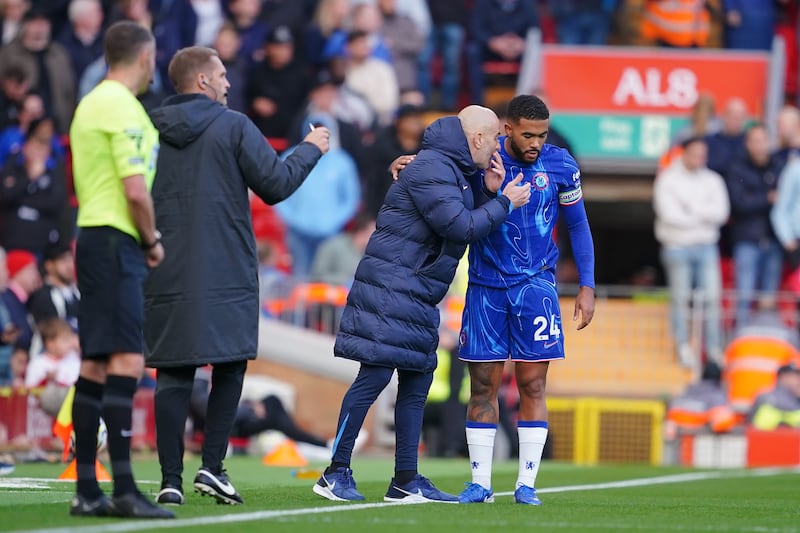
[{"x1": 24, "y1": 317, "x2": 80, "y2": 416}]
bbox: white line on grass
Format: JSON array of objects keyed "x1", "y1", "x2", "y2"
[{"x1": 8, "y1": 467, "x2": 799, "y2": 533}]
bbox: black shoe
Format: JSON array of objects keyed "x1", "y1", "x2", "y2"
[
  {"x1": 155, "y1": 485, "x2": 184, "y2": 506},
  {"x1": 69, "y1": 493, "x2": 111, "y2": 517},
  {"x1": 108, "y1": 491, "x2": 176, "y2": 519},
  {"x1": 194, "y1": 467, "x2": 243, "y2": 505}
]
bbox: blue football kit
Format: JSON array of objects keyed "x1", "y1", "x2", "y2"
[{"x1": 459, "y1": 138, "x2": 595, "y2": 362}]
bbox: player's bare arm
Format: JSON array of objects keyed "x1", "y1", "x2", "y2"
[{"x1": 573, "y1": 286, "x2": 596, "y2": 330}]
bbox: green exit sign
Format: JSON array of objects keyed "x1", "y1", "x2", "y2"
[{"x1": 551, "y1": 113, "x2": 689, "y2": 161}]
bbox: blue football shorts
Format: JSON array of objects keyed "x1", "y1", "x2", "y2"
[{"x1": 458, "y1": 270, "x2": 565, "y2": 363}]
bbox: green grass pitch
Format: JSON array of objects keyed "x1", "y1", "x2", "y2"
[{"x1": 1, "y1": 456, "x2": 798, "y2": 532}]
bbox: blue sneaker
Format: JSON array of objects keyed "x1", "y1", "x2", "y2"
[
  {"x1": 384, "y1": 474, "x2": 458, "y2": 503},
  {"x1": 458, "y1": 482, "x2": 494, "y2": 503},
  {"x1": 514, "y1": 485, "x2": 542, "y2": 505},
  {"x1": 313, "y1": 467, "x2": 365, "y2": 501}
]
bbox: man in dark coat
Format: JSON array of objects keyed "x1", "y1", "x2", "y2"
[
  {"x1": 143, "y1": 46, "x2": 330, "y2": 507},
  {"x1": 312, "y1": 105, "x2": 531, "y2": 503}
]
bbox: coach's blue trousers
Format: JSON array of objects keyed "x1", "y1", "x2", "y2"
[{"x1": 331, "y1": 363, "x2": 434, "y2": 472}]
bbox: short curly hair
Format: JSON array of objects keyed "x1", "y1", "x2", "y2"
[{"x1": 507, "y1": 94, "x2": 550, "y2": 122}]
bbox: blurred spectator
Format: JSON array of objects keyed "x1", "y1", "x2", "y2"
[
  {"x1": 149, "y1": 0, "x2": 198, "y2": 87},
  {"x1": 8, "y1": 344, "x2": 26, "y2": 387},
  {"x1": 466, "y1": 0, "x2": 539, "y2": 105},
  {"x1": 213, "y1": 21, "x2": 248, "y2": 113},
  {"x1": 423, "y1": 338, "x2": 469, "y2": 458},
  {"x1": 0, "y1": 63, "x2": 29, "y2": 131},
  {"x1": 705, "y1": 97, "x2": 748, "y2": 181},
  {"x1": 771, "y1": 105, "x2": 800, "y2": 173},
  {"x1": 548, "y1": 0, "x2": 619, "y2": 45},
  {"x1": 0, "y1": 0, "x2": 28, "y2": 45},
  {"x1": 257, "y1": 240, "x2": 290, "y2": 309},
  {"x1": 24, "y1": 317, "x2": 80, "y2": 416},
  {"x1": 56, "y1": 0, "x2": 105, "y2": 84},
  {"x1": 288, "y1": 69, "x2": 365, "y2": 170},
  {"x1": 228, "y1": 0, "x2": 268, "y2": 65},
  {"x1": 748, "y1": 362, "x2": 800, "y2": 430},
  {"x1": 665, "y1": 362, "x2": 737, "y2": 438},
  {"x1": 259, "y1": 0, "x2": 317, "y2": 44},
  {"x1": 275, "y1": 119, "x2": 361, "y2": 278},
  {"x1": 323, "y1": 3, "x2": 392, "y2": 63},
  {"x1": 305, "y1": 0, "x2": 349, "y2": 68},
  {"x1": 722, "y1": 0, "x2": 774, "y2": 50},
  {"x1": 726, "y1": 124, "x2": 783, "y2": 327},
  {"x1": 247, "y1": 24, "x2": 311, "y2": 139},
  {"x1": 0, "y1": 116, "x2": 66, "y2": 255},
  {"x1": 0, "y1": 6, "x2": 76, "y2": 133},
  {"x1": 27, "y1": 243, "x2": 79, "y2": 331},
  {"x1": 0, "y1": 247, "x2": 18, "y2": 383},
  {"x1": 417, "y1": 0, "x2": 467, "y2": 111},
  {"x1": 671, "y1": 92, "x2": 721, "y2": 147},
  {"x1": 772, "y1": 148, "x2": 800, "y2": 280},
  {"x1": 653, "y1": 136, "x2": 729, "y2": 367},
  {"x1": 343, "y1": 29, "x2": 398, "y2": 126},
  {"x1": 362, "y1": 103, "x2": 424, "y2": 217},
  {"x1": 310, "y1": 212, "x2": 375, "y2": 286},
  {"x1": 0, "y1": 91, "x2": 44, "y2": 165},
  {"x1": 776, "y1": 0, "x2": 798, "y2": 102},
  {"x1": 2, "y1": 249, "x2": 41, "y2": 358},
  {"x1": 190, "y1": 0, "x2": 224, "y2": 46},
  {"x1": 641, "y1": 0, "x2": 712, "y2": 48},
  {"x1": 377, "y1": 0, "x2": 424, "y2": 93},
  {"x1": 353, "y1": 0, "x2": 432, "y2": 37}
]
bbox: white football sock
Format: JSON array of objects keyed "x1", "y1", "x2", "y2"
[
  {"x1": 465, "y1": 423, "x2": 496, "y2": 490},
  {"x1": 517, "y1": 421, "x2": 548, "y2": 489}
]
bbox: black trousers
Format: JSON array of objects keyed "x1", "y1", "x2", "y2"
[{"x1": 154, "y1": 360, "x2": 246, "y2": 487}]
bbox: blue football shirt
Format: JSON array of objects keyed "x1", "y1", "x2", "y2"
[{"x1": 468, "y1": 138, "x2": 584, "y2": 289}]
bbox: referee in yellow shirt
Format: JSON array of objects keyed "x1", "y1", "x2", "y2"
[{"x1": 68, "y1": 21, "x2": 173, "y2": 519}]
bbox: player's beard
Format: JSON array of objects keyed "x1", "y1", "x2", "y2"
[{"x1": 509, "y1": 137, "x2": 539, "y2": 163}]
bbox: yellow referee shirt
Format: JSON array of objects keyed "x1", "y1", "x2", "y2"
[{"x1": 70, "y1": 79, "x2": 159, "y2": 241}]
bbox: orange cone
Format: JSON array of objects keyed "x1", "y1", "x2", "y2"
[
  {"x1": 58, "y1": 459, "x2": 111, "y2": 481},
  {"x1": 262, "y1": 440, "x2": 308, "y2": 467}
]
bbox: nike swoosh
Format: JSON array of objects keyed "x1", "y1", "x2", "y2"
[
  {"x1": 216, "y1": 480, "x2": 236, "y2": 495},
  {"x1": 396, "y1": 487, "x2": 425, "y2": 497},
  {"x1": 462, "y1": 185, "x2": 469, "y2": 190},
  {"x1": 544, "y1": 341, "x2": 558, "y2": 349},
  {"x1": 120, "y1": 429, "x2": 133, "y2": 438},
  {"x1": 329, "y1": 481, "x2": 336, "y2": 491}
]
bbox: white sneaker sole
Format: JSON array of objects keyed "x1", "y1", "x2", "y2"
[
  {"x1": 312, "y1": 482, "x2": 362, "y2": 502},
  {"x1": 384, "y1": 494, "x2": 460, "y2": 504},
  {"x1": 155, "y1": 487, "x2": 184, "y2": 506},
  {"x1": 194, "y1": 482, "x2": 242, "y2": 505}
]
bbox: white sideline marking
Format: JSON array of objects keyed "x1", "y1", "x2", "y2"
[{"x1": 6, "y1": 468, "x2": 799, "y2": 533}]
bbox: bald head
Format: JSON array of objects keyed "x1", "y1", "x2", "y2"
[
  {"x1": 458, "y1": 105, "x2": 500, "y2": 169},
  {"x1": 722, "y1": 97, "x2": 748, "y2": 135}
]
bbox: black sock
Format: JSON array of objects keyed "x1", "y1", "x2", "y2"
[
  {"x1": 326, "y1": 462, "x2": 349, "y2": 474},
  {"x1": 394, "y1": 470, "x2": 417, "y2": 485},
  {"x1": 102, "y1": 375, "x2": 138, "y2": 497},
  {"x1": 72, "y1": 377, "x2": 104, "y2": 499}
]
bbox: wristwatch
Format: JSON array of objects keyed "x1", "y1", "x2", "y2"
[{"x1": 141, "y1": 230, "x2": 162, "y2": 251}]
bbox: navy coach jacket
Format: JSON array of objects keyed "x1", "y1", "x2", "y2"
[{"x1": 334, "y1": 116, "x2": 511, "y2": 373}]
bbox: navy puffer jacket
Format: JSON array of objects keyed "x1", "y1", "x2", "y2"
[{"x1": 334, "y1": 116, "x2": 511, "y2": 373}]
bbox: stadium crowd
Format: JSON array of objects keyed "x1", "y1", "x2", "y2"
[{"x1": 1, "y1": 0, "x2": 800, "y2": 475}]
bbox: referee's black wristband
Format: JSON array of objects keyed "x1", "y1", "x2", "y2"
[{"x1": 141, "y1": 230, "x2": 162, "y2": 251}]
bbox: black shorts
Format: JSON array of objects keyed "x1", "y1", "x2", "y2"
[{"x1": 76, "y1": 226, "x2": 148, "y2": 358}]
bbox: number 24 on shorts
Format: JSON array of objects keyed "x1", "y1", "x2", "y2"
[{"x1": 533, "y1": 314, "x2": 561, "y2": 341}]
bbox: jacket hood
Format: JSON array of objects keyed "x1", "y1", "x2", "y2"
[
  {"x1": 422, "y1": 116, "x2": 474, "y2": 171},
  {"x1": 149, "y1": 94, "x2": 227, "y2": 148}
]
